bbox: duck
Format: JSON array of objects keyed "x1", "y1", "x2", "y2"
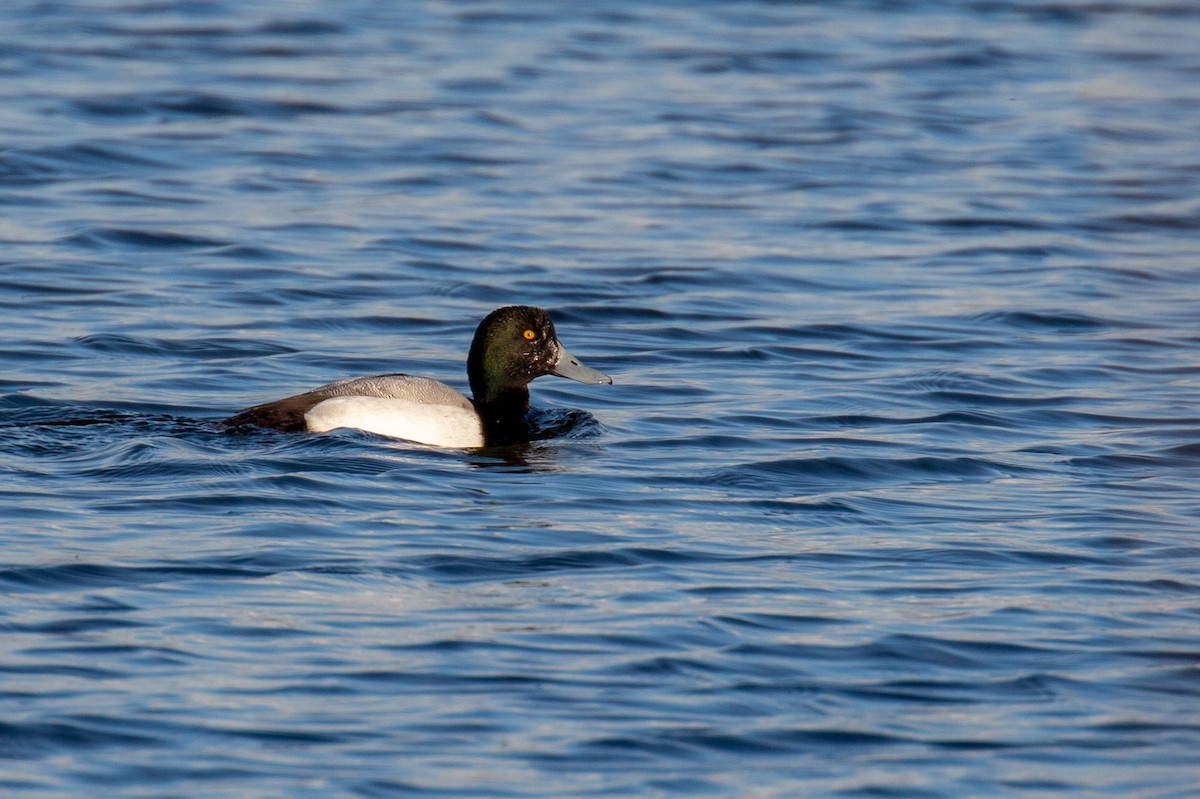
[{"x1": 221, "y1": 305, "x2": 612, "y2": 448}]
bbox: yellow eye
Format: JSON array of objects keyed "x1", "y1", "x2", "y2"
[{"x1": 523, "y1": 329, "x2": 537, "y2": 340}]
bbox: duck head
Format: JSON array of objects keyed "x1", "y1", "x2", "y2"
[{"x1": 466, "y1": 305, "x2": 611, "y2": 410}]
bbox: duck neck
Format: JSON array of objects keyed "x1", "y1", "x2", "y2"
[
  {"x1": 472, "y1": 386, "x2": 530, "y2": 446},
  {"x1": 467, "y1": 320, "x2": 535, "y2": 445}
]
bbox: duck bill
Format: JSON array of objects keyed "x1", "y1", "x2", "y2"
[{"x1": 550, "y1": 343, "x2": 612, "y2": 384}]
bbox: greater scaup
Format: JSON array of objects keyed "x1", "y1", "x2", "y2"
[{"x1": 221, "y1": 305, "x2": 611, "y2": 447}]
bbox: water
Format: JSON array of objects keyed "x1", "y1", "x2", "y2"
[{"x1": 2, "y1": 1, "x2": 1199, "y2": 796}]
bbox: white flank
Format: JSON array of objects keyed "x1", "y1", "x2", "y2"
[{"x1": 304, "y1": 396, "x2": 485, "y2": 448}]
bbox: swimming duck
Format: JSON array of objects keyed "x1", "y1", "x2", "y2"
[{"x1": 222, "y1": 305, "x2": 611, "y2": 448}]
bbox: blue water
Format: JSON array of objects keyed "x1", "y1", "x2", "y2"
[{"x1": 3, "y1": 1, "x2": 1200, "y2": 796}]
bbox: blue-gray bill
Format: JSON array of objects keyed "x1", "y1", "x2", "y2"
[{"x1": 550, "y1": 344, "x2": 612, "y2": 384}]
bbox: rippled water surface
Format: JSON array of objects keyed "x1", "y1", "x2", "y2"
[{"x1": 3, "y1": 2, "x2": 1200, "y2": 796}]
